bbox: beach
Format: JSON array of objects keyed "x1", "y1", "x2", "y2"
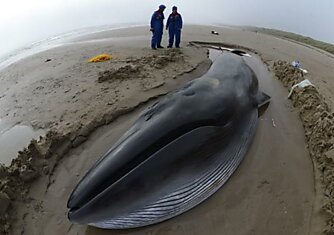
[{"x1": 0, "y1": 25, "x2": 334, "y2": 235}]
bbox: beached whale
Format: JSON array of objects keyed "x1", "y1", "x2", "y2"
[{"x1": 67, "y1": 51, "x2": 270, "y2": 229}]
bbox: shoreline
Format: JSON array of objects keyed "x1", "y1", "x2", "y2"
[
  {"x1": 0, "y1": 24, "x2": 149, "y2": 72},
  {"x1": 0, "y1": 25, "x2": 334, "y2": 234}
]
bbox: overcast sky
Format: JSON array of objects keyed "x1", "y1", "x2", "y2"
[{"x1": 1, "y1": 0, "x2": 333, "y2": 57}]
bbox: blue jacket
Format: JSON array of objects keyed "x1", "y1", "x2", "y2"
[
  {"x1": 167, "y1": 13, "x2": 183, "y2": 30},
  {"x1": 151, "y1": 10, "x2": 165, "y2": 31}
]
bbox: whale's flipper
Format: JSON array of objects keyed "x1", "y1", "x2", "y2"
[
  {"x1": 256, "y1": 92, "x2": 271, "y2": 109},
  {"x1": 255, "y1": 92, "x2": 271, "y2": 117}
]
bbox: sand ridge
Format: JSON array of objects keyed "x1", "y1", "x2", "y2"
[{"x1": 273, "y1": 61, "x2": 334, "y2": 234}]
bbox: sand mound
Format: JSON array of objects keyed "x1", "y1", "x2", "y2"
[
  {"x1": 98, "y1": 49, "x2": 184, "y2": 83},
  {"x1": 98, "y1": 65, "x2": 141, "y2": 82},
  {"x1": 273, "y1": 61, "x2": 334, "y2": 234}
]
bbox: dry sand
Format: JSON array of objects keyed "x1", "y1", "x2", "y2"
[{"x1": 0, "y1": 25, "x2": 334, "y2": 235}]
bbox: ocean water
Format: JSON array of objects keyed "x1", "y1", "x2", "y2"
[
  {"x1": 0, "y1": 119, "x2": 45, "y2": 165},
  {"x1": 0, "y1": 24, "x2": 142, "y2": 71}
]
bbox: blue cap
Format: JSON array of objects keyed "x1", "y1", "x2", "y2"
[
  {"x1": 159, "y1": 4, "x2": 166, "y2": 9},
  {"x1": 172, "y1": 6, "x2": 177, "y2": 10}
]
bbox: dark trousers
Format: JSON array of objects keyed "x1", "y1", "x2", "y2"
[
  {"x1": 151, "y1": 29, "x2": 163, "y2": 48},
  {"x1": 168, "y1": 28, "x2": 181, "y2": 47}
]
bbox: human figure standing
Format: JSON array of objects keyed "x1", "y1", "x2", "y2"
[
  {"x1": 166, "y1": 6, "x2": 183, "y2": 48},
  {"x1": 150, "y1": 5, "x2": 166, "y2": 50}
]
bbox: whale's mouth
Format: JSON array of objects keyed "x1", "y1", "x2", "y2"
[
  {"x1": 67, "y1": 117, "x2": 232, "y2": 211},
  {"x1": 68, "y1": 109, "x2": 259, "y2": 228},
  {"x1": 67, "y1": 121, "x2": 234, "y2": 217}
]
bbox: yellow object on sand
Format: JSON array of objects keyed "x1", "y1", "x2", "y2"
[{"x1": 88, "y1": 53, "x2": 112, "y2": 63}]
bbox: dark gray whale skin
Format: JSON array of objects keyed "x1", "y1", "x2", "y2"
[{"x1": 67, "y1": 51, "x2": 270, "y2": 229}]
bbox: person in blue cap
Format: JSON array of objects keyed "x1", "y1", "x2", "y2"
[
  {"x1": 150, "y1": 4, "x2": 166, "y2": 50},
  {"x1": 166, "y1": 6, "x2": 183, "y2": 48}
]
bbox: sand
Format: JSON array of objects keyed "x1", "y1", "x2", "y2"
[{"x1": 0, "y1": 25, "x2": 334, "y2": 234}]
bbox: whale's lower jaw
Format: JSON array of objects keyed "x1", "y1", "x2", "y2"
[{"x1": 72, "y1": 110, "x2": 258, "y2": 229}]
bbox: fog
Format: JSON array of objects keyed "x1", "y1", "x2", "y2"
[{"x1": 1, "y1": 0, "x2": 333, "y2": 57}]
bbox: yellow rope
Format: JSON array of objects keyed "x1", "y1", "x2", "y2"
[{"x1": 88, "y1": 53, "x2": 112, "y2": 63}]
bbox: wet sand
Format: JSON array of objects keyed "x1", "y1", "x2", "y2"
[
  {"x1": 0, "y1": 25, "x2": 334, "y2": 234},
  {"x1": 0, "y1": 122, "x2": 44, "y2": 165}
]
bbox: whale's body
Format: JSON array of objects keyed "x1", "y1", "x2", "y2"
[{"x1": 67, "y1": 52, "x2": 270, "y2": 229}]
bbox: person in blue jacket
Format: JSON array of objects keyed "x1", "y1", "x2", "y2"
[
  {"x1": 150, "y1": 4, "x2": 166, "y2": 50},
  {"x1": 166, "y1": 6, "x2": 183, "y2": 48}
]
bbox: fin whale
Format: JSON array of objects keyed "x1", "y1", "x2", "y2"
[{"x1": 67, "y1": 51, "x2": 270, "y2": 229}]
